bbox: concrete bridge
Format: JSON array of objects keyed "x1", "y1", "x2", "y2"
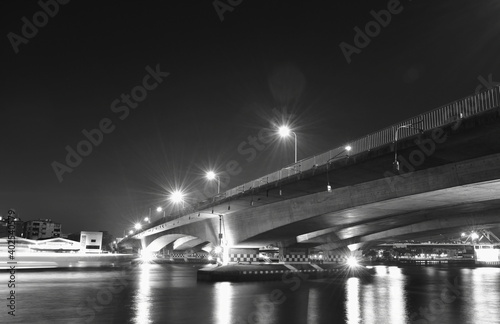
[{"x1": 120, "y1": 86, "x2": 500, "y2": 263}]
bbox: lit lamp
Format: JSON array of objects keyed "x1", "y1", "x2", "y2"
[
  {"x1": 134, "y1": 223, "x2": 142, "y2": 230},
  {"x1": 169, "y1": 190, "x2": 185, "y2": 208},
  {"x1": 326, "y1": 145, "x2": 352, "y2": 192},
  {"x1": 278, "y1": 125, "x2": 298, "y2": 163},
  {"x1": 206, "y1": 171, "x2": 221, "y2": 194},
  {"x1": 393, "y1": 123, "x2": 423, "y2": 171},
  {"x1": 157, "y1": 206, "x2": 165, "y2": 219}
]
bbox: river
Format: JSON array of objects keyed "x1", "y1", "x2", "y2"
[{"x1": 2, "y1": 263, "x2": 500, "y2": 323}]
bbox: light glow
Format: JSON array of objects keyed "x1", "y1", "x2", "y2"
[
  {"x1": 345, "y1": 145, "x2": 352, "y2": 151},
  {"x1": 278, "y1": 125, "x2": 291, "y2": 137},
  {"x1": 169, "y1": 190, "x2": 185, "y2": 204},
  {"x1": 206, "y1": 171, "x2": 216, "y2": 180},
  {"x1": 156, "y1": 207, "x2": 162, "y2": 212},
  {"x1": 139, "y1": 251, "x2": 155, "y2": 263},
  {"x1": 347, "y1": 256, "x2": 359, "y2": 267},
  {"x1": 134, "y1": 223, "x2": 142, "y2": 230},
  {"x1": 214, "y1": 246, "x2": 222, "y2": 254},
  {"x1": 476, "y1": 248, "x2": 500, "y2": 262}
]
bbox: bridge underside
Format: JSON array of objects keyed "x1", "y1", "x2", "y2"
[{"x1": 136, "y1": 157, "x2": 500, "y2": 253}]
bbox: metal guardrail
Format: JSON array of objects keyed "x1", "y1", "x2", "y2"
[{"x1": 217, "y1": 85, "x2": 500, "y2": 200}]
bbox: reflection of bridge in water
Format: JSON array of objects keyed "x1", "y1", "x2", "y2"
[{"x1": 121, "y1": 86, "x2": 500, "y2": 265}]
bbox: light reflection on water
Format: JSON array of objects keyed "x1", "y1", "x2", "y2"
[
  {"x1": 214, "y1": 282, "x2": 233, "y2": 324},
  {"x1": 306, "y1": 286, "x2": 320, "y2": 324},
  {"x1": 465, "y1": 267, "x2": 500, "y2": 324},
  {"x1": 132, "y1": 263, "x2": 152, "y2": 324},
  {"x1": 1, "y1": 264, "x2": 500, "y2": 323},
  {"x1": 347, "y1": 267, "x2": 408, "y2": 324},
  {"x1": 345, "y1": 277, "x2": 361, "y2": 324}
]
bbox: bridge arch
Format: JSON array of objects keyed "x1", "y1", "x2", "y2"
[{"x1": 145, "y1": 234, "x2": 193, "y2": 253}]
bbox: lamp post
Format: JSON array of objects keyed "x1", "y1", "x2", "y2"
[
  {"x1": 278, "y1": 125, "x2": 298, "y2": 163},
  {"x1": 156, "y1": 206, "x2": 165, "y2": 219},
  {"x1": 206, "y1": 171, "x2": 221, "y2": 194},
  {"x1": 326, "y1": 145, "x2": 352, "y2": 192},
  {"x1": 393, "y1": 123, "x2": 423, "y2": 171}
]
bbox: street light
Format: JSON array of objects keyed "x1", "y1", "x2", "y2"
[
  {"x1": 170, "y1": 190, "x2": 184, "y2": 203},
  {"x1": 134, "y1": 223, "x2": 142, "y2": 230},
  {"x1": 156, "y1": 206, "x2": 166, "y2": 219},
  {"x1": 326, "y1": 145, "x2": 352, "y2": 192},
  {"x1": 169, "y1": 190, "x2": 186, "y2": 210},
  {"x1": 144, "y1": 217, "x2": 150, "y2": 223},
  {"x1": 393, "y1": 123, "x2": 423, "y2": 171},
  {"x1": 278, "y1": 125, "x2": 298, "y2": 163},
  {"x1": 206, "y1": 171, "x2": 221, "y2": 194},
  {"x1": 128, "y1": 229, "x2": 134, "y2": 235}
]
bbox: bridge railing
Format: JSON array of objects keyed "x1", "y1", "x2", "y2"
[{"x1": 216, "y1": 85, "x2": 499, "y2": 200}]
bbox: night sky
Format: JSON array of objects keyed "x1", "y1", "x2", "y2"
[{"x1": 2, "y1": 0, "x2": 500, "y2": 238}]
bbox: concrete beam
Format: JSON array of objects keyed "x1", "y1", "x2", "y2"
[
  {"x1": 228, "y1": 154, "x2": 500, "y2": 245},
  {"x1": 135, "y1": 153, "x2": 500, "y2": 250},
  {"x1": 299, "y1": 199, "x2": 500, "y2": 246}
]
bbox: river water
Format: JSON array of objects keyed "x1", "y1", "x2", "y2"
[{"x1": 2, "y1": 263, "x2": 500, "y2": 324}]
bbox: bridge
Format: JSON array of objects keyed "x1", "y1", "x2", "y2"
[{"x1": 120, "y1": 86, "x2": 500, "y2": 264}]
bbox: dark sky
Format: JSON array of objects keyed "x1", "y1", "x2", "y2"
[{"x1": 2, "y1": 0, "x2": 500, "y2": 237}]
